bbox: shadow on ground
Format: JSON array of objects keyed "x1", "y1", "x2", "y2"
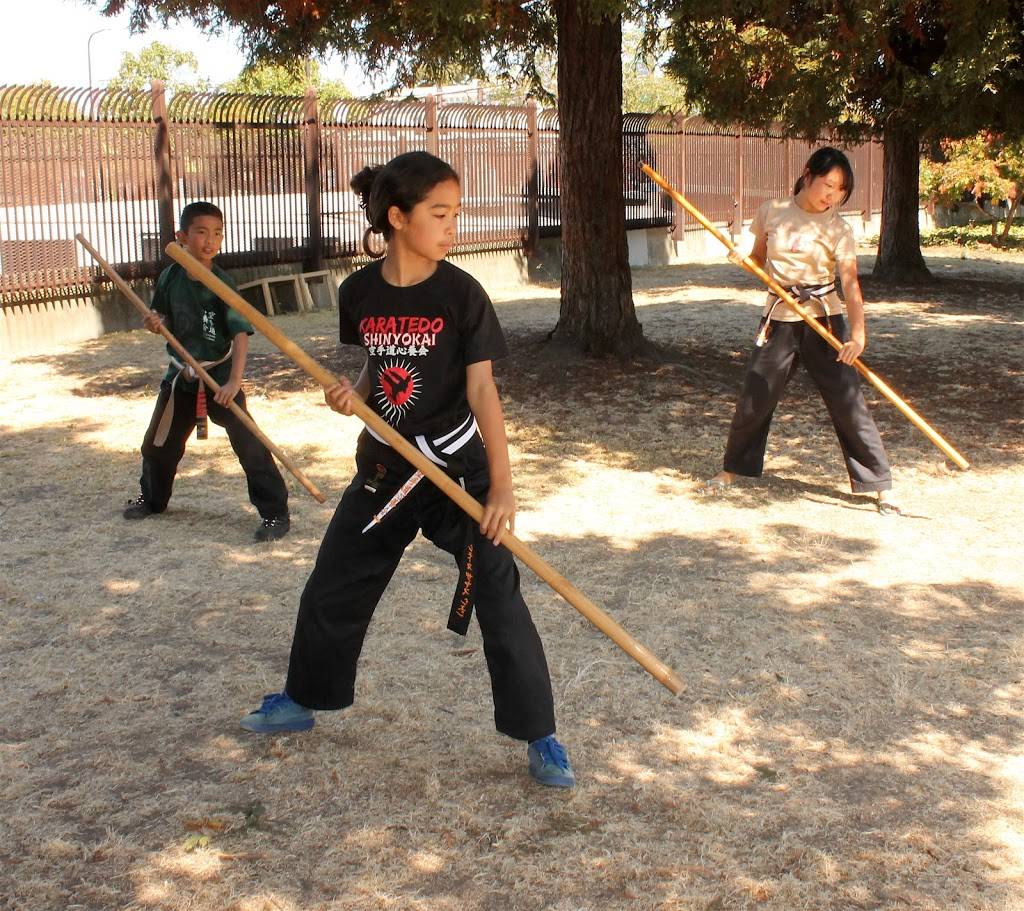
[{"x1": 3, "y1": 440, "x2": 1021, "y2": 909}]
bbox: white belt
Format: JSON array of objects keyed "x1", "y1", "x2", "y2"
[
  {"x1": 361, "y1": 413, "x2": 479, "y2": 534},
  {"x1": 152, "y1": 344, "x2": 233, "y2": 446},
  {"x1": 365, "y1": 411, "x2": 478, "y2": 468}
]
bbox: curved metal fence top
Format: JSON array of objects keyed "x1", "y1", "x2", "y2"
[
  {"x1": 0, "y1": 84, "x2": 153, "y2": 122},
  {"x1": 437, "y1": 103, "x2": 530, "y2": 130},
  {"x1": 622, "y1": 112, "x2": 689, "y2": 134},
  {"x1": 680, "y1": 116, "x2": 738, "y2": 137},
  {"x1": 537, "y1": 109, "x2": 560, "y2": 131},
  {"x1": 321, "y1": 98, "x2": 428, "y2": 128},
  {"x1": 167, "y1": 91, "x2": 306, "y2": 124}
]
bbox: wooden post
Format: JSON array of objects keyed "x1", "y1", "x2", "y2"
[
  {"x1": 150, "y1": 80, "x2": 176, "y2": 263},
  {"x1": 866, "y1": 139, "x2": 875, "y2": 224},
  {"x1": 671, "y1": 113, "x2": 686, "y2": 242},
  {"x1": 734, "y1": 124, "x2": 744, "y2": 237},
  {"x1": 303, "y1": 87, "x2": 324, "y2": 272},
  {"x1": 425, "y1": 93, "x2": 439, "y2": 157},
  {"x1": 525, "y1": 100, "x2": 540, "y2": 254},
  {"x1": 784, "y1": 136, "x2": 793, "y2": 198}
]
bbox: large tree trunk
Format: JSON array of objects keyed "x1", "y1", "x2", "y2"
[
  {"x1": 873, "y1": 119, "x2": 932, "y2": 282},
  {"x1": 553, "y1": 0, "x2": 644, "y2": 356}
]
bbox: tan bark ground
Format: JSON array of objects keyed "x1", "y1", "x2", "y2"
[{"x1": 2, "y1": 247, "x2": 1022, "y2": 910}]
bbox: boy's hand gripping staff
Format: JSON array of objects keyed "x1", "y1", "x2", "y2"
[
  {"x1": 165, "y1": 241, "x2": 685, "y2": 697},
  {"x1": 77, "y1": 234, "x2": 326, "y2": 504},
  {"x1": 639, "y1": 162, "x2": 970, "y2": 471}
]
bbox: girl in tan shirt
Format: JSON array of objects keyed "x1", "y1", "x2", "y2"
[{"x1": 705, "y1": 147, "x2": 899, "y2": 514}]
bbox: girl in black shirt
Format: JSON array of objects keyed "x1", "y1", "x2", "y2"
[{"x1": 240, "y1": 152, "x2": 574, "y2": 788}]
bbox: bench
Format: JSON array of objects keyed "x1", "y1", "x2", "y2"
[{"x1": 237, "y1": 270, "x2": 336, "y2": 316}]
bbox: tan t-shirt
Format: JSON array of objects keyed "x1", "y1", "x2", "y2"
[{"x1": 750, "y1": 199, "x2": 858, "y2": 321}]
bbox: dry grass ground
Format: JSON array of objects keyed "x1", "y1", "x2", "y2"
[{"x1": 2, "y1": 247, "x2": 1022, "y2": 911}]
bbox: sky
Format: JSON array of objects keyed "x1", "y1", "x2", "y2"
[{"x1": 0, "y1": 0, "x2": 376, "y2": 93}]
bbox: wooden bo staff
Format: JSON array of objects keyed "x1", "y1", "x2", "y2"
[
  {"x1": 640, "y1": 161, "x2": 970, "y2": 471},
  {"x1": 76, "y1": 234, "x2": 326, "y2": 504},
  {"x1": 165, "y1": 241, "x2": 685, "y2": 697}
]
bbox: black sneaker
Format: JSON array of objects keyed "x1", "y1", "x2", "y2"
[
  {"x1": 255, "y1": 515, "x2": 290, "y2": 542},
  {"x1": 123, "y1": 495, "x2": 155, "y2": 520}
]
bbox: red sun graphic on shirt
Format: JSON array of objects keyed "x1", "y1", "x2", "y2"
[{"x1": 375, "y1": 360, "x2": 421, "y2": 422}]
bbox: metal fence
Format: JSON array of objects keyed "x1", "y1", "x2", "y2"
[{"x1": 0, "y1": 83, "x2": 883, "y2": 300}]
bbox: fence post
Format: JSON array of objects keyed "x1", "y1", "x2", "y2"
[
  {"x1": 784, "y1": 136, "x2": 792, "y2": 197},
  {"x1": 526, "y1": 100, "x2": 540, "y2": 254},
  {"x1": 303, "y1": 87, "x2": 323, "y2": 271},
  {"x1": 672, "y1": 113, "x2": 685, "y2": 242},
  {"x1": 150, "y1": 80, "x2": 176, "y2": 262},
  {"x1": 425, "y1": 93, "x2": 439, "y2": 156},
  {"x1": 866, "y1": 139, "x2": 874, "y2": 221},
  {"x1": 734, "y1": 124, "x2": 743, "y2": 237}
]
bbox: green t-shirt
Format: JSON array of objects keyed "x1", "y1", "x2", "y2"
[{"x1": 151, "y1": 262, "x2": 253, "y2": 387}]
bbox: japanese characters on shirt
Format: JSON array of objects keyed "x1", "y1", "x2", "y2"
[
  {"x1": 151, "y1": 262, "x2": 253, "y2": 385},
  {"x1": 338, "y1": 261, "x2": 508, "y2": 436}
]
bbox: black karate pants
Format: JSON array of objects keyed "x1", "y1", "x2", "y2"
[
  {"x1": 285, "y1": 438, "x2": 556, "y2": 743},
  {"x1": 138, "y1": 379, "x2": 289, "y2": 518},
  {"x1": 723, "y1": 316, "x2": 892, "y2": 493}
]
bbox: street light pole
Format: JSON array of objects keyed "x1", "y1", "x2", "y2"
[{"x1": 87, "y1": 28, "x2": 112, "y2": 89}]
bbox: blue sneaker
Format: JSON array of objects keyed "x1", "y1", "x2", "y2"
[
  {"x1": 528, "y1": 735, "x2": 575, "y2": 788},
  {"x1": 239, "y1": 692, "x2": 314, "y2": 733}
]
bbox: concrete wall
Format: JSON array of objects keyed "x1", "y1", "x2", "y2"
[
  {"x1": 1, "y1": 207, "x2": 920, "y2": 358},
  {"x1": 932, "y1": 202, "x2": 1011, "y2": 229},
  {"x1": 1, "y1": 285, "x2": 143, "y2": 358}
]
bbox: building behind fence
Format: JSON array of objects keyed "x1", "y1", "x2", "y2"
[{"x1": 0, "y1": 82, "x2": 883, "y2": 303}]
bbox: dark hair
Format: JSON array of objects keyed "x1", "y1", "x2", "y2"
[
  {"x1": 179, "y1": 201, "x2": 224, "y2": 232},
  {"x1": 351, "y1": 151, "x2": 460, "y2": 257},
  {"x1": 793, "y1": 147, "x2": 854, "y2": 205}
]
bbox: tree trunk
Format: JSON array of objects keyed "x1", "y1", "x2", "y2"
[
  {"x1": 872, "y1": 119, "x2": 932, "y2": 282},
  {"x1": 999, "y1": 189, "x2": 1020, "y2": 244},
  {"x1": 553, "y1": 0, "x2": 644, "y2": 356}
]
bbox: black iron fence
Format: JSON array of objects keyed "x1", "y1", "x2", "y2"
[{"x1": 0, "y1": 83, "x2": 883, "y2": 299}]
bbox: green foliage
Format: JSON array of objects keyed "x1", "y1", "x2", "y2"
[
  {"x1": 107, "y1": 41, "x2": 209, "y2": 92},
  {"x1": 223, "y1": 60, "x2": 308, "y2": 95},
  {"x1": 621, "y1": 26, "x2": 687, "y2": 113},
  {"x1": 658, "y1": 1, "x2": 1024, "y2": 279},
  {"x1": 921, "y1": 133, "x2": 1024, "y2": 208},
  {"x1": 481, "y1": 49, "x2": 557, "y2": 105},
  {"x1": 660, "y1": 2, "x2": 1024, "y2": 141},
  {"x1": 221, "y1": 59, "x2": 351, "y2": 102},
  {"x1": 919, "y1": 220, "x2": 1024, "y2": 250},
  {"x1": 622, "y1": 72, "x2": 687, "y2": 113},
  {"x1": 921, "y1": 132, "x2": 1024, "y2": 244},
  {"x1": 97, "y1": 1, "x2": 558, "y2": 92},
  {"x1": 481, "y1": 26, "x2": 687, "y2": 112}
]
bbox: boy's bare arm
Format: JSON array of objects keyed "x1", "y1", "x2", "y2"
[{"x1": 214, "y1": 331, "x2": 248, "y2": 405}]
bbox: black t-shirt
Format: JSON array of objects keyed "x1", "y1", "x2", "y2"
[{"x1": 338, "y1": 260, "x2": 508, "y2": 438}]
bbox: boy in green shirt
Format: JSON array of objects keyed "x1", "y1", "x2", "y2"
[{"x1": 123, "y1": 202, "x2": 290, "y2": 542}]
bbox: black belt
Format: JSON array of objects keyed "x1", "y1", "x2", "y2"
[{"x1": 359, "y1": 414, "x2": 482, "y2": 637}]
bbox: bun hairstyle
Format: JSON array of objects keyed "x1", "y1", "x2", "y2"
[
  {"x1": 793, "y1": 146, "x2": 854, "y2": 206},
  {"x1": 351, "y1": 151, "x2": 460, "y2": 258}
]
